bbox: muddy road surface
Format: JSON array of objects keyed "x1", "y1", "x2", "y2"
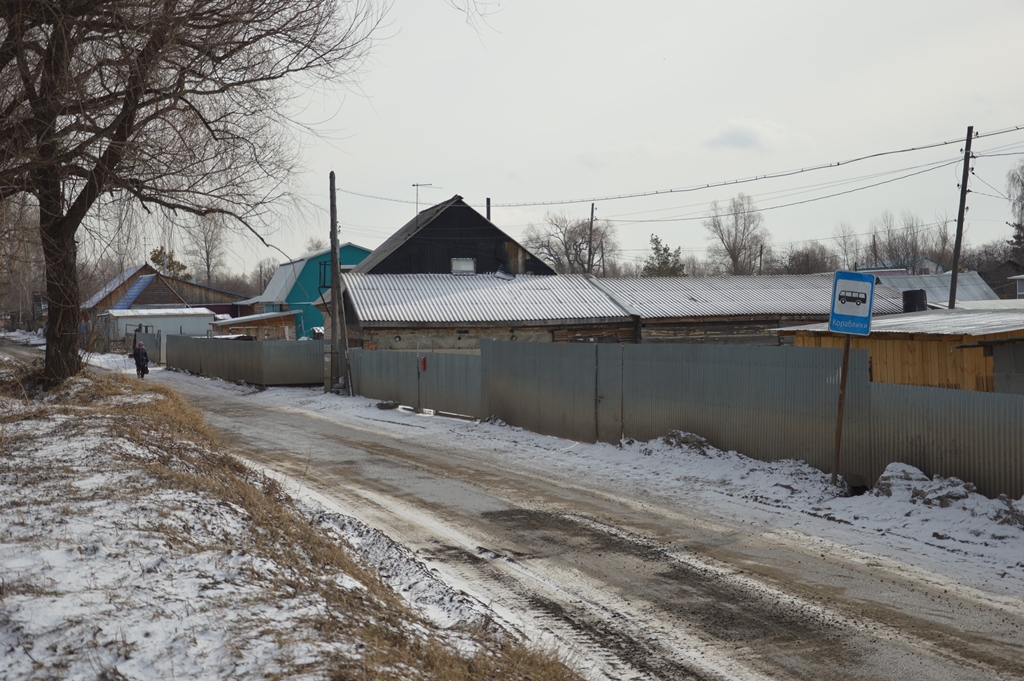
[{"x1": 10, "y1": 348, "x2": 1022, "y2": 681}]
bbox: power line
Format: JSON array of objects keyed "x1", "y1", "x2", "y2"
[
  {"x1": 602, "y1": 156, "x2": 959, "y2": 221},
  {"x1": 614, "y1": 160, "x2": 960, "y2": 225},
  {"x1": 334, "y1": 124, "x2": 1024, "y2": 210}
]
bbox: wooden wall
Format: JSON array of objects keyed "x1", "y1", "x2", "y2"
[{"x1": 788, "y1": 331, "x2": 1010, "y2": 391}]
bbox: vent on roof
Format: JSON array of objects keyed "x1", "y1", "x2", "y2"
[{"x1": 452, "y1": 258, "x2": 476, "y2": 276}]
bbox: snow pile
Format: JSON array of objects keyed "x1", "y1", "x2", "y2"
[{"x1": 0, "y1": 329, "x2": 45, "y2": 347}]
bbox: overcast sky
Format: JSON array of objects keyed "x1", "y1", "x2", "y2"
[{"x1": 223, "y1": 0, "x2": 1024, "y2": 274}]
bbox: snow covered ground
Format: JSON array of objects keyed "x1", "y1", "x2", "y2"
[
  {"x1": 80, "y1": 349, "x2": 1024, "y2": 599},
  {"x1": 0, "y1": 351, "x2": 572, "y2": 680},
  {"x1": 2, "y1": 343, "x2": 1023, "y2": 679}
]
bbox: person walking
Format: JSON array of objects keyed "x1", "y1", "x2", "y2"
[{"x1": 132, "y1": 341, "x2": 149, "y2": 379}]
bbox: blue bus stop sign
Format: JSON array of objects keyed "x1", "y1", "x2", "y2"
[{"x1": 829, "y1": 271, "x2": 875, "y2": 336}]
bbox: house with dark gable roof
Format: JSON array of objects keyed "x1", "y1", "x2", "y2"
[{"x1": 353, "y1": 195, "x2": 555, "y2": 276}]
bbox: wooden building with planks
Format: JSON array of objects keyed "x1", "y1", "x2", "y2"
[
  {"x1": 351, "y1": 195, "x2": 555, "y2": 277},
  {"x1": 779, "y1": 308, "x2": 1024, "y2": 391}
]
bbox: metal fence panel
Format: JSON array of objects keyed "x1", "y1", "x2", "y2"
[
  {"x1": 418, "y1": 352, "x2": 482, "y2": 418},
  {"x1": 350, "y1": 349, "x2": 419, "y2": 408},
  {"x1": 166, "y1": 335, "x2": 200, "y2": 374},
  {"x1": 165, "y1": 337, "x2": 323, "y2": 386},
  {"x1": 869, "y1": 383, "x2": 1024, "y2": 499},
  {"x1": 261, "y1": 340, "x2": 325, "y2": 385},
  {"x1": 620, "y1": 344, "x2": 872, "y2": 484},
  {"x1": 482, "y1": 341, "x2": 597, "y2": 443},
  {"x1": 596, "y1": 344, "x2": 623, "y2": 443}
]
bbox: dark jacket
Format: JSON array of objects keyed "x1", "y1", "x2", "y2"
[{"x1": 132, "y1": 347, "x2": 148, "y2": 367}]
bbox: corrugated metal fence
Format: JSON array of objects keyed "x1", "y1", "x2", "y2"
[
  {"x1": 349, "y1": 342, "x2": 1024, "y2": 499},
  {"x1": 350, "y1": 350, "x2": 482, "y2": 418},
  {"x1": 165, "y1": 336, "x2": 324, "y2": 386}
]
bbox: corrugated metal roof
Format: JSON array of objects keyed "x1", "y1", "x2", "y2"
[
  {"x1": 240, "y1": 260, "x2": 304, "y2": 305},
  {"x1": 780, "y1": 308, "x2": 1024, "y2": 336},
  {"x1": 873, "y1": 271, "x2": 998, "y2": 305},
  {"x1": 81, "y1": 264, "x2": 150, "y2": 309},
  {"x1": 594, "y1": 274, "x2": 905, "y2": 319},
  {"x1": 341, "y1": 273, "x2": 632, "y2": 325},
  {"x1": 954, "y1": 299, "x2": 1024, "y2": 310},
  {"x1": 107, "y1": 307, "x2": 214, "y2": 318},
  {"x1": 111, "y1": 274, "x2": 156, "y2": 309}
]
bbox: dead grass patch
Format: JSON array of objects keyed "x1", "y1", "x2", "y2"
[{"x1": 3, "y1": 367, "x2": 584, "y2": 680}]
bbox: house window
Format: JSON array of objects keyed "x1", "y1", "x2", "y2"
[{"x1": 264, "y1": 303, "x2": 281, "y2": 312}]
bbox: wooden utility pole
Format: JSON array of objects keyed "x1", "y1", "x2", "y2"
[
  {"x1": 948, "y1": 125, "x2": 974, "y2": 309},
  {"x1": 831, "y1": 335, "x2": 852, "y2": 486},
  {"x1": 486, "y1": 197, "x2": 491, "y2": 221},
  {"x1": 329, "y1": 172, "x2": 341, "y2": 393},
  {"x1": 587, "y1": 202, "x2": 595, "y2": 274}
]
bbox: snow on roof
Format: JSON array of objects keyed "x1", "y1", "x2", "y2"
[
  {"x1": 105, "y1": 307, "x2": 214, "y2": 318},
  {"x1": 210, "y1": 310, "x2": 299, "y2": 326},
  {"x1": 594, "y1": 274, "x2": 905, "y2": 319},
  {"x1": 872, "y1": 271, "x2": 999, "y2": 304},
  {"x1": 340, "y1": 273, "x2": 631, "y2": 325},
  {"x1": 779, "y1": 308, "x2": 1024, "y2": 337}
]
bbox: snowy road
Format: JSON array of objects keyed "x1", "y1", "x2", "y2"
[{"x1": 129, "y1": 366, "x2": 1023, "y2": 681}]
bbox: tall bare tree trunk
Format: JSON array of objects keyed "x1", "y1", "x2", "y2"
[{"x1": 39, "y1": 178, "x2": 82, "y2": 383}]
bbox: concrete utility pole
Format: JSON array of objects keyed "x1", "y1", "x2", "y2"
[{"x1": 948, "y1": 125, "x2": 974, "y2": 309}]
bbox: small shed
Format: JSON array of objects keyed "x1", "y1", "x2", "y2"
[
  {"x1": 103, "y1": 308, "x2": 217, "y2": 340},
  {"x1": 779, "y1": 309, "x2": 1024, "y2": 391},
  {"x1": 210, "y1": 310, "x2": 301, "y2": 340},
  {"x1": 1009, "y1": 274, "x2": 1024, "y2": 300},
  {"x1": 318, "y1": 273, "x2": 636, "y2": 351},
  {"x1": 593, "y1": 274, "x2": 905, "y2": 345}
]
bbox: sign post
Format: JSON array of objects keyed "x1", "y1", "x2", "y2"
[{"x1": 828, "y1": 271, "x2": 875, "y2": 486}]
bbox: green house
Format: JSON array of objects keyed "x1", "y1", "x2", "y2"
[{"x1": 242, "y1": 243, "x2": 371, "y2": 338}]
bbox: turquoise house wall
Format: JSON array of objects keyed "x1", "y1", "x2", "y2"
[{"x1": 285, "y1": 244, "x2": 371, "y2": 337}]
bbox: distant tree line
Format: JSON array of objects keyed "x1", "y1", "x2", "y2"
[{"x1": 521, "y1": 171, "x2": 1024, "y2": 285}]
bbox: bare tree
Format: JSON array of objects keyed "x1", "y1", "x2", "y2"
[
  {"x1": 602, "y1": 259, "x2": 643, "y2": 278},
  {"x1": 1, "y1": 0, "x2": 380, "y2": 382},
  {"x1": 1007, "y1": 159, "x2": 1024, "y2": 262},
  {"x1": 0, "y1": 197, "x2": 44, "y2": 328},
  {"x1": 250, "y1": 257, "x2": 280, "y2": 293},
  {"x1": 868, "y1": 210, "x2": 924, "y2": 270},
  {"x1": 832, "y1": 221, "x2": 860, "y2": 270},
  {"x1": 304, "y1": 237, "x2": 329, "y2": 256},
  {"x1": 921, "y1": 214, "x2": 954, "y2": 271},
  {"x1": 703, "y1": 193, "x2": 771, "y2": 275},
  {"x1": 774, "y1": 241, "x2": 840, "y2": 274},
  {"x1": 683, "y1": 254, "x2": 722, "y2": 277},
  {"x1": 521, "y1": 212, "x2": 621, "y2": 275},
  {"x1": 185, "y1": 214, "x2": 229, "y2": 286}
]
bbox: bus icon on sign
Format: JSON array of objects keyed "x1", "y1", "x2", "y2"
[{"x1": 838, "y1": 290, "x2": 867, "y2": 306}]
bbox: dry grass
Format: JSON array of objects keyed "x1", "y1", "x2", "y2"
[{"x1": 0, "y1": 361, "x2": 584, "y2": 681}]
